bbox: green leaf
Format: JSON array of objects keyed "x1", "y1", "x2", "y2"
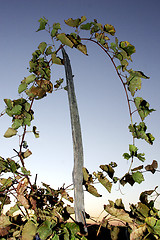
[
  {"x1": 113, "y1": 177, "x2": 118, "y2": 183},
  {"x1": 103, "y1": 24, "x2": 116, "y2": 35},
  {"x1": 110, "y1": 42, "x2": 117, "y2": 51},
  {"x1": 145, "y1": 217, "x2": 156, "y2": 228},
  {"x1": 23, "y1": 112, "x2": 32, "y2": 126},
  {"x1": 65, "y1": 222, "x2": 80, "y2": 236},
  {"x1": 24, "y1": 102, "x2": 31, "y2": 112},
  {"x1": 18, "y1": 82, "x2": 28, "y2": 94},
  {"x1": 4, "y1": 99, "x2": 13, "y2": 109},
  {"x1": 12, "y1": 119, "x2": 23, "y2": 129},
  {"x1": 56, "y1": 33, "x2": 74, "y2": 48},
  {"x1": 127, "y1": 75, "x2": 141, "y2": 96},
  {"x1": 64, "y1": 16, "x2": 86, "y2": 27},
  {"x1": 132, "y1": 171, "x2": 144, "y2": 184},
  {"x1": 37, "y1": 220, "x2": 52, "y2": 240},
  {"x1": 121, "y1": 59, "x2": 129, "y2": 71},
  {"x1": 4, "y1": 127, "x2": 17, "y2": 138},
  {"x1": 51, "y1": 22, "x2": 61, "y2": 37},
  {"x1": 137, "y1": 202, "x2": 149, "y2": 218},
  {"x1": 127, "y1": 69, "x2": 149, "y2": 96},
  {"x1": 51, "y1": 53, "x2": 63, "y2": 65},
  {"x1": 154, "y1": 220, "x2": 160, "y2": 236},
  {"x1": 137, "y1": 153, "x2": 145, "y2": 162},
  {"x1": 129, "y1": 122, "x2": 155, "y2": 145},
  {"x1": 51, "y1": 29, "x2": 58, "y2": 38},
  {"x1": 36, "y1": 17, "x2": 48, "y2": 32},
  {"x1": 13, "y1": 98, "x2": 26, "y2": 105},
  {"x1": 6, "y1": 104, "x2": 22, "y2": 116},
  {"x1": 115, "y1": 50, "x2": 128, "y2": 61},
  {"x1": 45, "y1": 46, "x2": 53, "y2": 55},
  {"x1": 31, "y1": 50, "x2": 41, "y2": 59},
  {"x1": 80, "y1": 22, "x2": 93, "y2": 30},
  {"x1": 22, "y1": 220, "x2": 37, "y2": 240},
  {"x1": 0, "y1": 177, "x2": 13, "y2": 189},
  {"x1": 123, "y1": 153, "x2": 131, "y2": 160},
  {"x1": 80, "y1": 16, "x2": 87, "y2": 24},
  {"x1": 52, "y1": 234, "x2": 60, "y2": 240},
  {"x1": 8, "y1": 158, "x2": 19, "y2": 172},
  {"x1": 129, "y1": 144, "x2": 138, "y2": 156},
  {"x1": 90, "y1": 21, "x2": 102, "y2": 34},
  {"x1": 146, "y1": 133, "x2": 155, "y2": 145},
  {"x1": 38, "y1": 42, "x2": 47, "y2": 54},
  {"x1": 25, "y1": 74, "x2": 36, "y2": 84},
  {"x1": 95, "y1": 32, "x2": 109, "y2": 44},
  {"x1": 134, "y1": 97, "x2": 155, "y2": 121},
  {"x1": 0, "y1": 157, "x2": 7, "y2": 174},
  {"x1": 65, "y1": 17, "x2": 80, "y2": 27},
  {"x1": 62, "y1": 227, "x2": 70, "y2": 240},
  {"x1": 129, "y1": 69, "x2": 150, "y2": 79},
  {"x1": 21, "y1": 167, "x2": 31, "y2": 176}
]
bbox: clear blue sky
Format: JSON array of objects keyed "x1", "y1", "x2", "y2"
[{"x1": 0, "y1": 0, "x2": 160, "y2": 218}]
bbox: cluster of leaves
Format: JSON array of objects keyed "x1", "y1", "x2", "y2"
[
  {"x1": 82, "y1": 162, "x2": 117, "y2": 197},
  {"x1": 82, "y1": 159, "x2": 158, "y2": 198},
  {"x1": 36, "y1": 16, "x2": 156, "y2": 161},
  {"x1": 0, "y1": 16, "x2": 159, "y2": 239},
  {"x1": 0, "y1": 156, "x2": 159, "y2": 239},
  {"x1": 4, "y1": 98, "x2": 34, "y2": 138},
  {"x1": 0, "y1": 156, "x2": 88, "y2": 239},
  {"x1": 103, "y1": 190, "x2": 160, "y2": 239}
]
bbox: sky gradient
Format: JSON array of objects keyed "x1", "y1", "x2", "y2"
[{"x1": 0, "y1": 0, "x2": 160, "y2": 219}]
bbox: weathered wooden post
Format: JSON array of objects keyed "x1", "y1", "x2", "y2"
[{"x1": 62, "y1": 48, "x2": 87, "y2": 233}]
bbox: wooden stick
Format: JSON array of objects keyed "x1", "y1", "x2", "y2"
[{"x1": 62, "y1": 48, "x2": 87, "y2": 233}]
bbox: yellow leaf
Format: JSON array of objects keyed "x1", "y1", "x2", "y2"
[
  {"x1": 4, "y1": 127, "x2": 17, "y2": 138},
  {"x1": 77, "y1": 43, "x2": 88, "y2": 55},
  {"x1": 104, "y1": 24, "x2": 116, "y2": 35},
  {"x1": 22, "y1": 220, "x2": 37, "y2": 240},
  {"x1": 23, "y1": 149, "x2": 32, "y2": 158}
]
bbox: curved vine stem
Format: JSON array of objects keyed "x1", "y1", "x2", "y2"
[
  {"x1": 82, "y1": 38, "x2": 133, "y2": 126},
  {"x1": 81, "y1": 38, "x2": 136, "y2": 172}
]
